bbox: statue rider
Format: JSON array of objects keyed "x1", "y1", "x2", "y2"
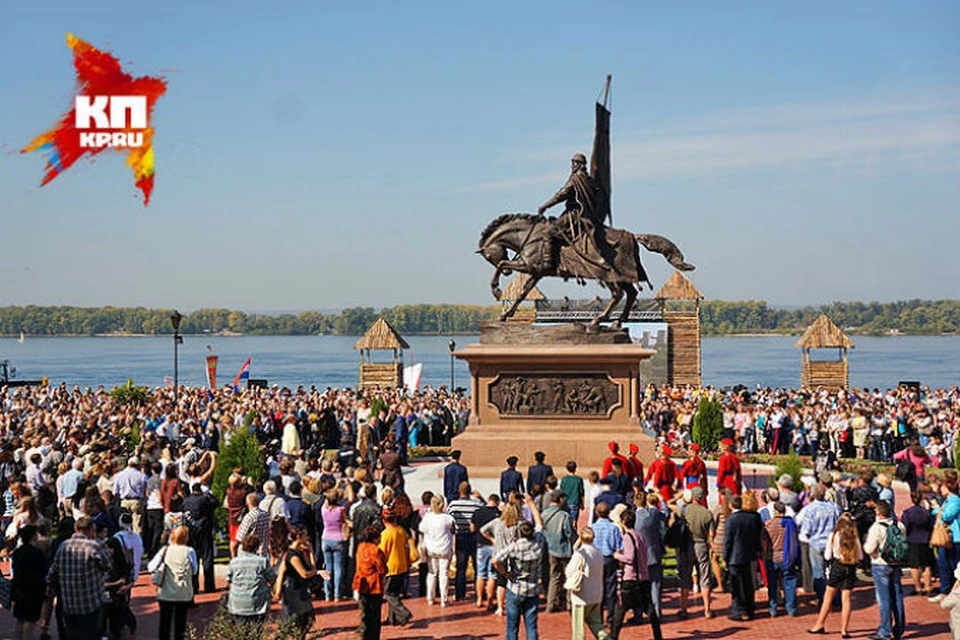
[{"x1": 537, "y1": 152, "x2": 613, "y2": 269}]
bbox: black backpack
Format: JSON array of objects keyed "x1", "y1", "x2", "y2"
[{"x1": 894, "y1": 457, "x2": 915, "y2": 483}]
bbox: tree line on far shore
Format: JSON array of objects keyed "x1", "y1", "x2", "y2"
[{"x1": 0, "y1": 299, "x2": 957, "y2": 337}]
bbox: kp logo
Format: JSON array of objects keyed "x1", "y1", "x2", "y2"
[{"x1": 21, "y1": 33, "x2": 168, "y2": 206}]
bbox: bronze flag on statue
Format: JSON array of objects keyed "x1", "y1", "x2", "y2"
[{"x1": 590, "y1": 101, "x2": 611, "y2": 224}]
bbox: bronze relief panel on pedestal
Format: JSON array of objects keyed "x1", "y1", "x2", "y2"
[{"x1": 488, "y1": 373, "x2": 620, "y2": 418}]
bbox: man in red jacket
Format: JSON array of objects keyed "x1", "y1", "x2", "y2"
[
  {"x1": 602, "y1": 441, "x2": 627, "y2": 479},
  {"x1": 645, "y1": 445, "x2": 679, "y2": 502},
  {"x1": 625, "y1": 443, "x2": 644, "y2": 481},
  {"x1": 716, "y1": 438, "x2": 743, "y2": 496},
  {"x1": 680, "y1": 443, "x2": 708, "y2": 503}
]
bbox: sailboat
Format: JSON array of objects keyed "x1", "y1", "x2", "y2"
[{"x1": 17, "y1": 332, "x2": 24, "y2": 344}]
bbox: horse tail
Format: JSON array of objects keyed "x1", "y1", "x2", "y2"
[{"x1": 635, "y1": 233, "x2": 695, "y2": 271}]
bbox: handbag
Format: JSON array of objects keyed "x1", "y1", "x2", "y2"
[
  {"x1": 0, "y1": 567, "x2": 11, "y2": 609},
  {"x1": 151, "y1": 547, "x2": 168, "y2": 588},
  {"x1": 931, "y1": 511, "x2": 953, "y2": 549},
  {"x1": 563, "y1": 549, "x2": 586, "y2": 591}
]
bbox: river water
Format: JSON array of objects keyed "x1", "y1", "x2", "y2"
[{"x1": 1, "y1": 335, "x2": 957, "y2": 391}]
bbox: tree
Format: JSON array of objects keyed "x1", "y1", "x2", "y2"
[
  {"x1": 211, "y1": 425, "x2": 267, "y2": 524},
  {"x1": 692, "y1": 396, "x2": 724, "y2": 452}
]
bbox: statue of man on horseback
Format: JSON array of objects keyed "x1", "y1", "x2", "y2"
[{"x1": 477, "y1": 76, "x2": 695, "y2": 327}]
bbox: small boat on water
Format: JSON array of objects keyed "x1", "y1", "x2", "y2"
[{"x1": 17, "y1": 332, "x2": 24, "y2": 344}]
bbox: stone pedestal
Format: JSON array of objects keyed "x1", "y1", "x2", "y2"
[{"x1": 451, "y1": 324, "x2": 657, "y2": 478}]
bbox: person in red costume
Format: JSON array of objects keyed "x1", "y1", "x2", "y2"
[
  {"x1": 644, "y1": 445, "x2": 679, "y2": 502},
  {"x1": 625, "y1": 443, "x2": 644, "y2": 481},
  {"x1": 716, "y1": 438, "x2": 743, "y2": 496},
  {"x1": 680, "y1": 443, "x2": 708, "y2": 503},
  {"x1": 601, "y1": 441, "x2": 627, "y2": 479}
]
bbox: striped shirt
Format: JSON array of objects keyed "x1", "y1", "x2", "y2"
[
  {"x1": 592, "y1": 518, "x2": 623, "y2": 557},
  {"x1": 494, "y1": 532, "x2": 546, "y2": 598},
  {"x1": 47, "y1": 534, "x2": 113, "y2": 615},
  {"x1": 447, "y1": 497, "x2": 483, "y2": 536},
  {"x1": 226, "y1": 550, "x2": 276, "y2": 616}
]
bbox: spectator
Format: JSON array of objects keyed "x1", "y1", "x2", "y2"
[
  {"x1": 320, "y1": 488, "x2": 348, "y2": 601},
  {"x1": 723, "y1": 494, "x2": 763, "y2": 622},
  {"x1": 148, "y1": 525, "x2": 198, "y2": 640},
  {"x1": 227, "y1": 533, "x2": 276, "y2": 628},
  {"x1": 182, "y1": 482, "x2": 217, "y2": 593},
  {"x1": 901, "y1": 491, "x2": 935, "y2": 597},
  {"x1": 353, "y1": 525, "x2": 387, "y2": 640},
  {"x1": 447, "y1": 481, "x2": 483, "y2": 603},
  {"x1": 761, "y1": 501, "x2": 799, "y2": 617},
  {"x1": 560, "y1": 461, "x2": 585, "y2": 526},
  {"x1": 11, "y1": 524, "x2": 48, "y2": 640},
  {"x1": 379, "y1": 509, "x2": 413, "y2": 626},
  {"x1": 233, "y1": 493, "x2": 270, "y2": 558},
  {"x1": 684, "y1": 486, "x2": 715, "y2": 618},
  {"x1": 777, "y1": 474, "x2": 802, "y2": 512},
  {"x1": 47, "y1": 515, "x2": 113, "y2": 640},
  {"x1": 481, "y1": 501, "x2": 520, "y2": 616},
  {"x1": 808, "y1": 512, "x2": 863, "y2": 637},
  {"x1": 471, "y1": 494, "x2": 502, "y2": 611},
  {"x1": 274, "y1": 524, "x2": 319, "y2": 639},
  {"x1": 565, "y1": 526, "x2": 607, "y2": 640},
  {"x1": 611, "y1": 509, "x2": 662, "y2": 640},
  {"x1": 932, "y1": 471, "x2": 960, "y2": 601},
  {"x1": 540, "y1": 490, "x2": 575, "y2": 613},
  {"x1": 635, "y1": 491, "x2": 666, "y2": 620},
  {"x1": 493, "y1": 497, "x2": 545, "y2": 640},
  {"x1": 863, "y1": 500, "x2": 906, "y2": 640},
  {"x1": 796, "y1": 484, "x2": 841, "y2": 606},
  {"x1": 419, "y1": 494, "x2": 455, "y2": 607},
  {"x1": 592, "y1": 501, "x2": 624, "y2": 625}
]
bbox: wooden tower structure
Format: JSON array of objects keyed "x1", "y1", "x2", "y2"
[
  {"x1": 655, "y1": 270, "x2": 703, "y2": 386},
  {"x1": 501, "y1": 274, "x2": 545, "y2": 323},
  {"x1": 354, "y1": 317, "x2": 409, "y2": 389},
  {"x1": 795, "y1": 314, "x2": 853, "y2": 390}
]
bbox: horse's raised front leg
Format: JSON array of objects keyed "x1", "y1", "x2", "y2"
[
  {"x1": 490, "y1": 266, "x2": 503, "y2": 301},
  {"x1": 499, "y1": 274, "x2": 542, "y2": 321},
  {"x1": 590, "y1": 283, "x2": 623, "y2": 327}
]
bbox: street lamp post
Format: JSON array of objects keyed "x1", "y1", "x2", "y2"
[
  {"x1": 170, "y1": 310, "x2": 183, "y2": 403},
  {"x1": 448, "y1": 339, "x2": 456, "y2": 391}
]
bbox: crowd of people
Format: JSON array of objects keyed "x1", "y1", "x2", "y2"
[
  {"x1": 640, "y1": 384, "x2": 959, "y2": 470},
  {"x1": 0, "y1": 380, "x2": 957, "y2": 640}
]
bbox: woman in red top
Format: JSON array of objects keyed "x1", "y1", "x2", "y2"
[
  {"x1": 893, "y1": 440, "x2": 931, "y2": 492},
  {"x1": 160, "y1": 464, "x2": 183, "y2": 514},
  {"x1": 353, "y1": 525, "x2": 388, "y2": 640}
]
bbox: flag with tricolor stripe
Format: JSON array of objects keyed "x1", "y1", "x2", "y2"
[{"x1": 232, "y1": 357, "x2": 251, "y2": 388}]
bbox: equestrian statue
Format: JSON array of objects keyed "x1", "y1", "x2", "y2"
[{"x1": 478, "y1": 76, "x2": 695, "y2": 327}]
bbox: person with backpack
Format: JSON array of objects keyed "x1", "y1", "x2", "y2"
[
  {"x1": 931, "y1": 471, "x2": 960, "y2": 602},
  {"x1": 893, "y1": 440, "x2": 929, "y2": 492},
  {"x1": 761, "y1": 501, "x2": 799, "y2": 617},
  {"x1": 863, "y1": 500, "x2": 907, "y2": 640}
]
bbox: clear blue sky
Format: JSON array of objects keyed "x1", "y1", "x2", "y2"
[{"x1": 1, "y1": 1, "x2": 958, "y2": 311}]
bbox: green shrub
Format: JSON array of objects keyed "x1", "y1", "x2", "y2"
[
  {"x1": 692, "y1": 396, "x2": 724, "y2": 452},
  {"x1": 187, "y1": 608, "x2": 303, "y2": 640},
  {"x1": 370, "y1": 396, "x2": 388, "y2": 420},
  {"x1": 109, "y1": 378, "x2": 148, "y2": 407},
  {"x1": 211, "y1": 427, "x2": 267, "y2": 532}
]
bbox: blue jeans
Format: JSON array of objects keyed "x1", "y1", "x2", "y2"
[
  {"x1": 938, "y1": 545, "x2": 958, "y2": 595},
  {"x1": 321, "y1": 538, "x2": 346, "y2": 599},
  {"x1": 567, "y1": 505, "x2": 581, "y2": 527},
  {"x1": 454, "y1": 533, "x2": 476, "y2": 601},
  {"x1": 505, "y1": 590, "x2": 539, "y2": 640},
  {"x1": 765, "y1": 560, "x2": 798, "y2": 615},
  {"x1": 871, "y1": 564, "x2": 904, "y2": 639},
  {"x1": 476, "y1": 545, "x2": 494, "y2": 580},
  {"x1": 809, "y1": 545, "x2": 827, "y2": 604}
]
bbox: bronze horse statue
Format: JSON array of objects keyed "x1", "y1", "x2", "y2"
[{"x1": 478, "y1": 213, "x2": 694, "y2": 327}]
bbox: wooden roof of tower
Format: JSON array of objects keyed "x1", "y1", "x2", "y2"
[
  {"x1": 354, "y1": 317, "x2": 410, "y2": 350},
  {"x1": 501, "y1": 274, "x2": 546, "y2": 302},
  {"x1": 794, "y1": 314, "x2": 854, "y2": 349},
  {"x1": 654, "y1": 270, "x2": 703, "y2": 300}
]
